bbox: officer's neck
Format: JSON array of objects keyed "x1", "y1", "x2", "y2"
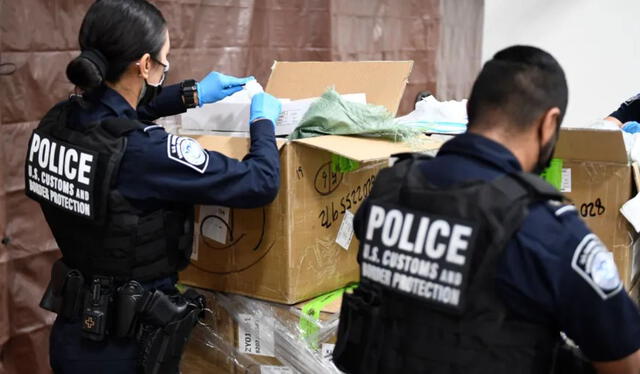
[
  {"x1": 106, "y1": 75, "x2": 141, "y2": 111},
  {"x1": 468, "y1": 126, "x2": 538, "y2": 173}
]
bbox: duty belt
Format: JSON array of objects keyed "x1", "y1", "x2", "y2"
[{"x1": 40, "y1": 259, "x2": 206, "y2": 374}]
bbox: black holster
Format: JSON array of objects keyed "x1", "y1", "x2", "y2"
[
  {"x1": 40, "y1": 259, "x2": 84, "y2": 319},
  {"x1": 115, "y1": 280, "x2": 146, "y2": 338},
  {"x1": 136, "y1": 288, "x2": 205, "y2": 374}
]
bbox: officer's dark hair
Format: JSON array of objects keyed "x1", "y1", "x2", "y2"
[
  {"x1": 467, "y1": 45, "x2": 568, "y2": 131},
  {"x1": 66, "y1": 0, "x2": 166, "y2": 91}
]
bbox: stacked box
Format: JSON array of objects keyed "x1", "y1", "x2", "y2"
[{"x1": 182, "y1": 288, "x2": 346, "y2": 374}]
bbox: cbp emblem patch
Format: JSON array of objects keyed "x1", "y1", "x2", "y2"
[
  {"x1": 571, "y1": 234, "x2": 623, "y2": 300},
  {"x1": 167, "y1": 134, "x2": 209, "y2": 173}
]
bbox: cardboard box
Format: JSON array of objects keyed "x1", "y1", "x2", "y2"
[
  {"x1": 183, "y1": 134, "x2": 441, "y2": 304},
  {"x1": 179, "y1": 61, "x2": 443, "y2": 304},
  {"x1": 555, "y1": 128, "x2": 637, "y2": 287}
]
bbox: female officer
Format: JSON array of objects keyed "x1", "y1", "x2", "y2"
[{"x1": 24, "y1": 0, "x2": 282, "y2": 373}]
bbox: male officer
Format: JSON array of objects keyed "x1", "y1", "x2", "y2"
[{"x1": 333, "y1": 46, "x2": 640, "y2": 374}]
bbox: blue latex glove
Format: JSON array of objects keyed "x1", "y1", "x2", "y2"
[
  {"x1": 250, "y1": 93, "x2": 281, "y2": 125},
  {"x1": 622, "y1": 121, "x2": 640, "y2": 134},
  {"x1": 196, "y1": 72, "x2": 254, "y2": 106}
]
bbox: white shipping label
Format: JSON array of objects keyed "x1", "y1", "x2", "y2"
[
  {"x1": 237, "y1": 314, "x2": 276, "y2": 357},
  {"x1": 260, "y1": 366, "x2": 293, "y2": 374},
  {"x1": 336, "y1": 210, "x2": 355, "y2": 250},
  {"x1": 561, "y1": 168, "x2": 572, "y2": 193},
  {"x1": 321, "y1": 343, "x2": 335, "y2": 361},
  {"x1": 199, "y1": 206, "x2": 231, "y2": 244}
]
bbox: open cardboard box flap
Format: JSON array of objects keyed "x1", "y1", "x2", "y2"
[
  {"x1": 292, "y1": 134, "x2": 443, "y2": 163},
  {"x1": 193, "y1": 133, "x2": 442, "y2": 163},
  {"x1": 265, "y1": 61, "x2": 414, "y2": 116},
  {"x1": 555, "y1": 128, "x2": 627, "y2": 163},
  {"x1": 194, "y1": 136, "x2": 287, "y2": 159}
]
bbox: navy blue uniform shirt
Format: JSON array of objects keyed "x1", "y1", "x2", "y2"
[
  {"x1": 355, "y1": 132, "x2": 640, "y2": 362},
  {"x1": 610, "y1": 93, "x2": 640, "y2": 123},
  {"x1": 69, "y1": 84, "x2": 280, "y2": 212}
]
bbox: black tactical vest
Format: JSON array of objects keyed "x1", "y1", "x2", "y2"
[
  {"x1": 25, "y1": 101, "x2": 193, "y2": 282},
  {"x1": 333, "y1": 154, "x2": 568, "y2": 374}
]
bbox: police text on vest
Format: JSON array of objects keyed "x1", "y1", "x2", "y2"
[
  {"x1": 360, "y1": 204, "x2": 475, "y2": 310},
  {"x1": 25, "y1": 132, "x2": 97, "y2": 219}
]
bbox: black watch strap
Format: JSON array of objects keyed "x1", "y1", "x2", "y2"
[{"x1": 181, "y1": 79, "x2": 198, "y2": 109}]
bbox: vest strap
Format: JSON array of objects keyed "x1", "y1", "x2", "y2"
[{"x1": 102, "y1": 117, "x2": 145, "y2": 137}]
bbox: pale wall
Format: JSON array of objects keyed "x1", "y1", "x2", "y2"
[{"x1": 483, "y1": 0, "x2": 640, "y2": 126}]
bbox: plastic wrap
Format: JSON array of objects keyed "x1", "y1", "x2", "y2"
[{"x1": 182, "y1": 288, "x2": 346, "y2": 374}]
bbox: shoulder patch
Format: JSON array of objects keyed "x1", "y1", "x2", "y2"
[
  {"x1": 167, "y1": 134, "x2": 209, "y2": 173},
  {"x1": 571, "y1": 234, "x2": 623, "y2": 300}
]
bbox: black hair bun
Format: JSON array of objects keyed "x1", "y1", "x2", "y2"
[{"x1": 66, "y1": 55, "x2": 104, "y2": 91}]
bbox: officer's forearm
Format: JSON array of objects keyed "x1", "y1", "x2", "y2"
[{"x1": 604, "y1": 116, "x2": 623, "y2": 127}]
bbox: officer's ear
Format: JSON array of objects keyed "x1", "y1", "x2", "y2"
[
  {"x1": 136, "y1": 53, "x2": 152, "y2": 81},
  {"x1": 538, "y1": 107, "x2": 561, "y2": 145}
]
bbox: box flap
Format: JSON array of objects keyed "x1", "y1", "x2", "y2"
[
  {"x1": 555, "y1": 128, "x2": 627, "y2": 163},
  {"x1": 293, "y1": 135, "x2": 443, "y2": 163},
  {"x1": 265, "y1": 61, "x2": 413, "y2": 115},
  {"x1": 194, "y1": 135, "x2": 286, "y2": 159}
]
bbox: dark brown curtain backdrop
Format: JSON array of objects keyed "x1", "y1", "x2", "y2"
[{"x1": 0, "y1": 1, "x2": 483, "y2": 372}]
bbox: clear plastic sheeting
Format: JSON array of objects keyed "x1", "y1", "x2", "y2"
[{"x1": 182, "y1": 288, "x2": 343, "y2": 374}]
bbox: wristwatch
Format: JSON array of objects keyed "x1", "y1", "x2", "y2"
[{"x1": 181, "y1": 79, "x2": 198, "y2": 108}]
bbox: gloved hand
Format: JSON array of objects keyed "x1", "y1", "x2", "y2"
[
  {"x1": 622, "y1": 121, "x2": 640, "y2": 134},
  {"x1": 196, "y1": 72, "x2": 254, "y2": 106},
  {"x1": 250, "y1": 93, "x2": 282, "y2": 126}
]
